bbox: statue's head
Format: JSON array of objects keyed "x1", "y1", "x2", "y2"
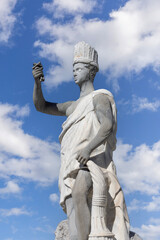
[{"x1": 73, "y1": 42, "x2": 99, "y2": 85}]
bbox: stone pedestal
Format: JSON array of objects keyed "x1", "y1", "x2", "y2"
[
  {"x1": 55, "y1": 220, "x2": 70, "y2": 240},
  {"x1": 55, "y1": 220, "x2": 142, "y2": 240},
  {"x1": 89, "y1": 237, "x2": 115, "y2": 240}
]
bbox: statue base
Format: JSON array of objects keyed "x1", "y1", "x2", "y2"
[
  {"x1": 55, "y1": 220, "x2": 142, "y2": 240},
  {"x1": 89, "y1": 237, "x2": 115, "y2": 240}
]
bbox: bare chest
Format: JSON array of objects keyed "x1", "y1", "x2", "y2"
[{"x1": 66, "y1": 99, "x2": 83, "y2": 116}]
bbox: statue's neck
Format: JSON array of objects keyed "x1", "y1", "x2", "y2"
[{"x1": 79, "y1": 81, "x2": 94, "y2": 98}]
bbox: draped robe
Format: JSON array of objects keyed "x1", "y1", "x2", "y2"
[{"x1": 58, "y1": 89, "x2": 130, "y2": 240}]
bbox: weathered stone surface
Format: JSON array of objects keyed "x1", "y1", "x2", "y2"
[
  {"x1": 55, "y1": 220, "x2": 70, "y2": 240},
  {"x1": 55, "y1": 220, "x2": 143, "y2": 240}
]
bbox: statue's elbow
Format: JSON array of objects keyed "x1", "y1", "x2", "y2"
[
  {"x1": 33, "y1": 101, "x2": 45, "y2": 113},
  {"x1": 34, "y1": 104, "x2": 41, "y2": 112}
]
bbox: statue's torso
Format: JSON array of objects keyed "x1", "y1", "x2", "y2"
[{"x1": 66, "y1": 96, "x2": 89, "y2": 116}]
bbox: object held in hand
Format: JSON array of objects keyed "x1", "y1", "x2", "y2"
[
  {"x1": 39, "y1": 76, "x2": 45, "y2": 82},
  {"x1": 32, "y1": 62, "x2": 45, "y2": 82}
]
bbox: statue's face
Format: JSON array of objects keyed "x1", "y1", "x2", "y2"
[{"x1": 73, "y1": 63, "x2": 90, "y2": 86}]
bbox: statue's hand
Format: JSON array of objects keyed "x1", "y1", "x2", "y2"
[
  {"x1": 76, "y1": 147, "x2": 91, "y2": 165},
  {"x1": 32, "y1": 62, "x2": 45, "y2": 82}
]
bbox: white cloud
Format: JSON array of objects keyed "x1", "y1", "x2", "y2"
[
  {"x1": 0, "y1": 207, "x2": 31, "y2": 217},
  {"x1": 0, "y1": 0, "x2": 18, "y2": 43},
  {"x1": 113, "y1": 140, "x2": 160, "y2": 195},
  {"x1": 118, "y1": 95, "x2": 160, "y2": 113},
  {"x1": 150, "y1": 218, "x2": 160, "y2": 225},
  {"x1": 49, "y1": 193, "x2": 59, "y2": 203},
  {"x1": 34, "y1": 225, "x2": 54, "y2": 234},
  {"x1": 0, "y1": 103, "x2": 30, "y2": 119},
  {"x1": 43, "y1": 0, "x2": 97, "y2": 18},
  {"x1": 132, "y1": 221, "x2": 160, "y2": 240},
  {"x1": 153, "y1": 80, "x2": 160, "y2": 91},
  {"x1": 143, "y1": 196, "x2": 160, "y2": 212},
  {"x1": 11, "y1": 225, "x2": 18, "y2": 234},
  {"x1": 0, "y1": 102, "x2": 60, "y2": 185},
  {"x1": 132, "y1": 95, "x2": 160, "y2": 112},
  {"x1": 128, "y1": 196, "x2": 160, "y2": 212},
  {"x1": 0, "y1": 181, "x2": 21, "y2": 196},
  {"x1": 15, "y1": 105, "x2": 30, "y2": 117},
  {"x1": 128, "y1": 199, "x2": 140, "y2": 212},
  {"x1": 34, "y1": 39, "x2": 73, "y2": 87},
  {"x1": 35, "y1": 0, "x2": 160, "y2": 91}
]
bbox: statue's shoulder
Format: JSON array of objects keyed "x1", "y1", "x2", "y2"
[
  {"x1": 93, "y1": 89, "x2": 114, "y2": 99},
  {"x1": 93, "y1": 89, "x2": 117, "y2": 119},
  {"x1": 92, "y1": 89, "x2": 113, "y2": 110}
]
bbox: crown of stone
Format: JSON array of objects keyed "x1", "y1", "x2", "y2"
[{"x1": 73, "y1": 41, "x2": 99, "y2": 71}]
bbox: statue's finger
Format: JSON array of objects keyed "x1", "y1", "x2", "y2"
[
  {"x1": 32, "y1": 62, "x2": 42, "y2": 69},
  {"x1": 76, "y1": 156, "x2": 80, "y2": 161},
  {"x1": 40, "y1": 76, "x2": 45, "y2": 82},
  {"x1": 85, "y1": 160, "x2": 89, "y2": 165},
  {"x1": 83, "y1": 159, "x2": 87, "y2": 165},
  {"x1": 83, "y1": 158, "x2": 87, "y2": 164},
  {"x1": 34, "y1": 69, "x2": 43, "y2": 73},
  {"x1": 80, "y1": 157, "x2": 87, "y2": 164},
  {"x1": 33, "y1": 67, "x2": 43, "y2": 72},
  {"x1": 78, "y1": 156, "x2": 83, "y2": 163},
  {"x1": 33, "y1": 61, "x2": 41, "y2": 66},
  {"x1": 33, "y1": 72, "x2": 43, "y2": 78}
]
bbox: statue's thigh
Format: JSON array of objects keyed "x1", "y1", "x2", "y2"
[
  {"x1": 72, "y1": 169, "x2": 92, "y2": 199},
  {"x1": 66, "y1": 197, "x2": 78, "y2": 240}
]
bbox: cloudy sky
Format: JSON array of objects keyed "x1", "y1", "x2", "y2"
[{"x1": 0, "y1": 0, "x2": 160, "y2": 239}]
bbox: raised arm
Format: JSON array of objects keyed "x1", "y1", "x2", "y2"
[
  {"x1": 76, "y1": 94, "x2": 113, "y2": 164},
  {"x1": 32, "y1": 62, "x2": 72, "y2": 116}
]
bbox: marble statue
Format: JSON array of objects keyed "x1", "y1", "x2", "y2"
[{"x1": 32, "y1": 42, "x2": 130, "y2": 240}]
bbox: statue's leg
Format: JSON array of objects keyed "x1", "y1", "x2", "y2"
[
  {"x1": 72, "y1": 169, "x2": 92, "y2": 240},
  {"x1": 66, "y1": 197, "x2": 78, "y2": 240}
]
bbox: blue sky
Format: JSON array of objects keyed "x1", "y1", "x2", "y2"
[{"x1": 0, "y1": 0, "x2": 160, "y2": 239}]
